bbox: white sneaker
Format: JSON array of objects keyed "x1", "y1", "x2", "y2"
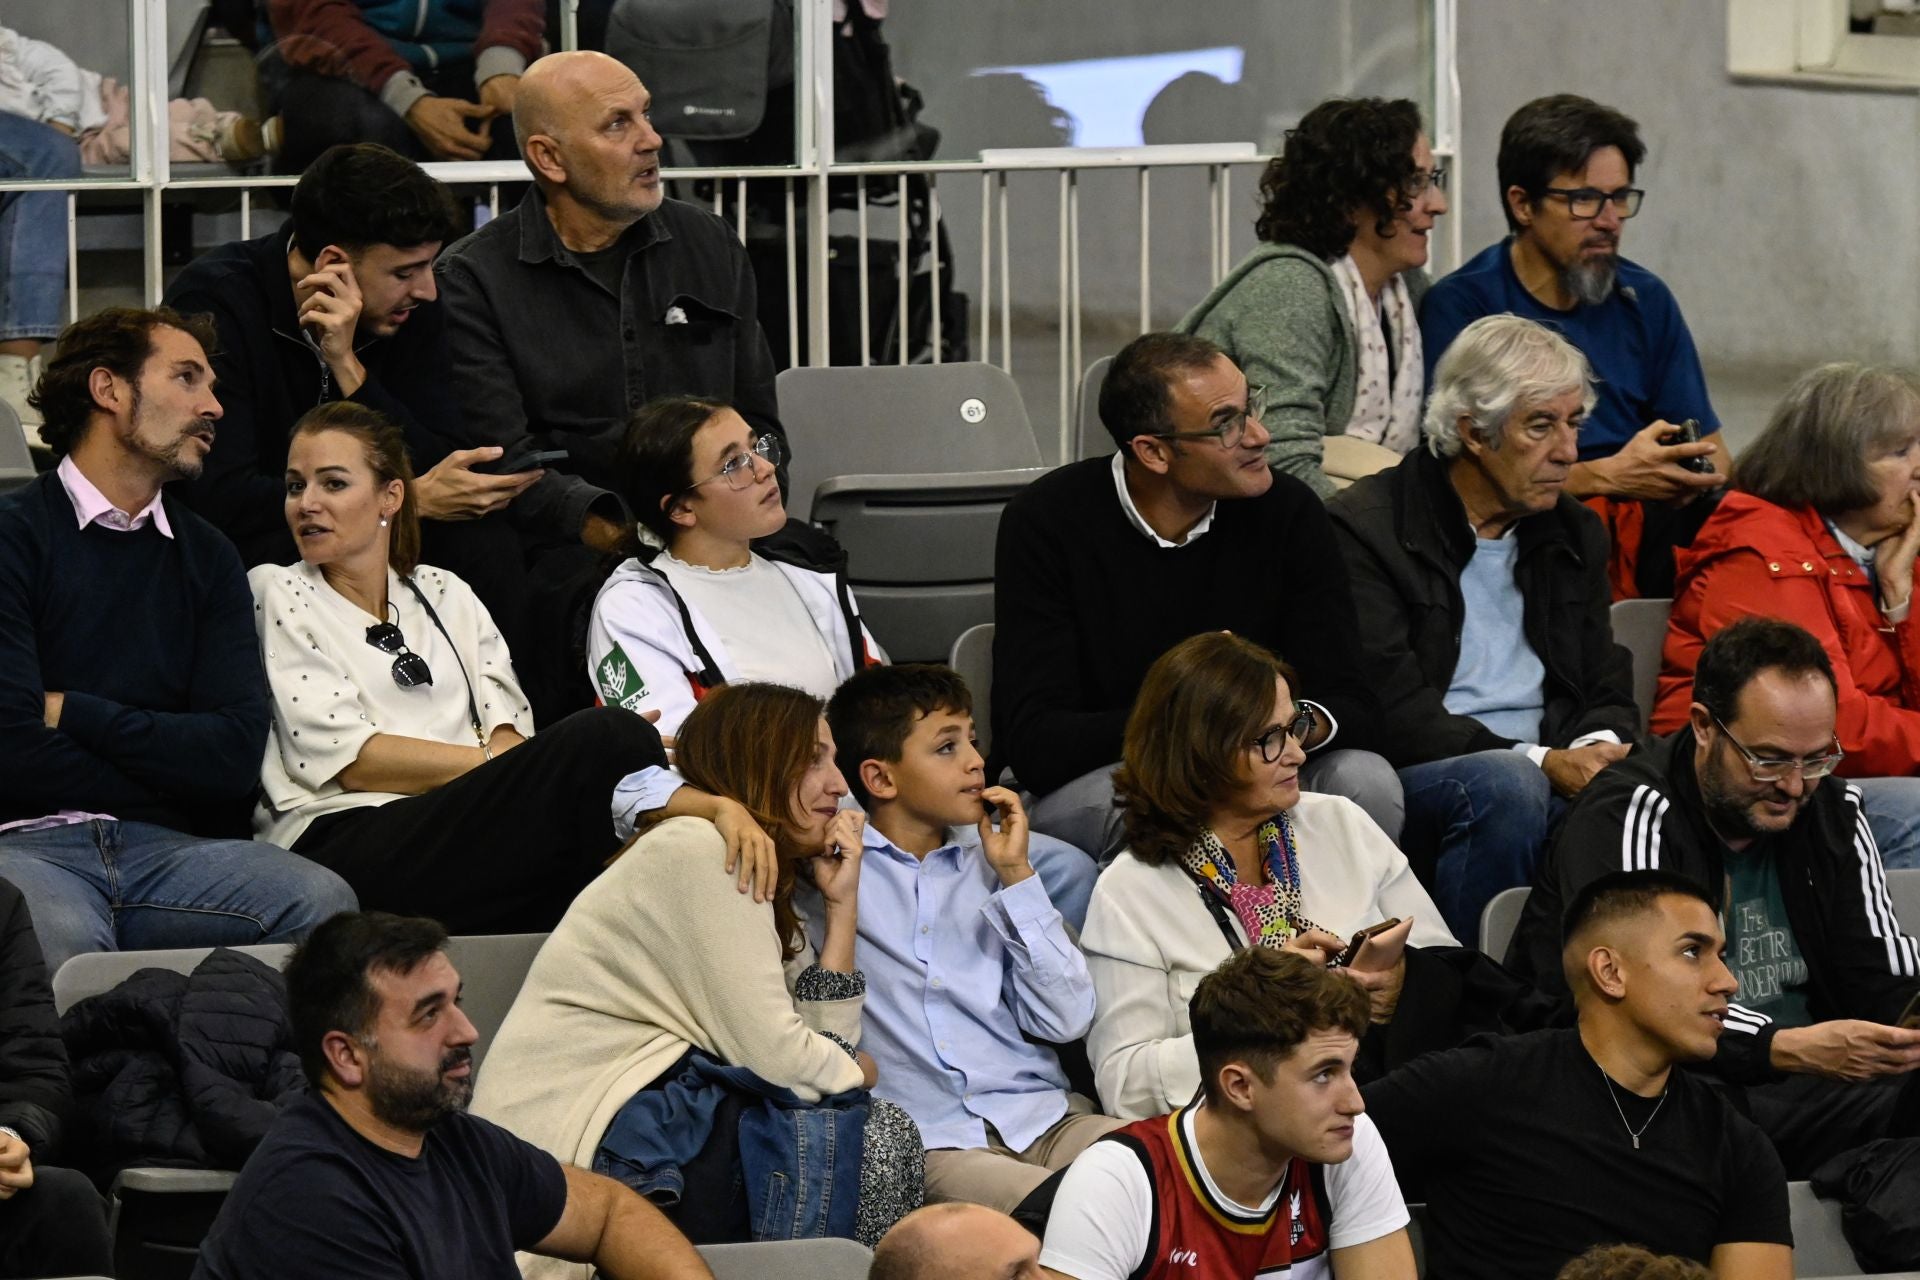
[{"x1": 0, "y1": 353, "x2": 45, "y2": 451}]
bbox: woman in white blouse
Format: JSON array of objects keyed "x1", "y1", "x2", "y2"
[
  {"x1": 474, "y1": 681, "x2": 922, "y2": 1262},
  {"x1": 251, "y1": 402, "x2": 765, "y2": 933},
  {"x1": 586, "y1": 396, "x2": 883, "y2": 738},
  {"x1": 1084, "y1": 631, "x2": 1457, "y2": 1120}
]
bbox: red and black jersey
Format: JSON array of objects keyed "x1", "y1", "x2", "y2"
[{"x1": 1114, "y1": 1107, "x2": 1332, "y2": 1280}]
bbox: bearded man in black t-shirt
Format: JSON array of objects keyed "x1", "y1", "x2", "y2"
[{"x1": 1363, "y1": 871, "x2": 1792, "y2": 1280}]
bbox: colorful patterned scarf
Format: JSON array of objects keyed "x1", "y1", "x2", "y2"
[{"x1": 1178, "y1": 814, "x2": 1322, "y2": 947}]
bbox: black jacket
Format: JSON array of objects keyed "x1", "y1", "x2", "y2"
[
  {"x1": 436, "y1": 189, "x2": 783, "y2": 539},
  {"x1": 0, "y1": 879, "x2": 73, "y2": 1161},
  {"x1": 60, "y1": 948, "x2": 307, "y2": 1178},
  {"x1": 1508, "y1": 729, "x2": 1920, "y2": 1083},
  {"x1": 165, "y1": 230, "x2": 467, "y2": 569},
  {"x1": 1327, "y1": 445, "x2": 1637, "y2": 768}
]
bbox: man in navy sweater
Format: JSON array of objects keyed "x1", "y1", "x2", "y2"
[
  {"x1": 991, "y1": 332, "x2": 1395, "y2": 861},
  {"x1": 2, "y1": 307, "x2": 356, "y2": 972}
]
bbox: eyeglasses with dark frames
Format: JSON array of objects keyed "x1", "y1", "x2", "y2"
[
  {"x1": 1710, "y1": 714, "x2": 1843, "y2": 783},
  {"x1": 688, "y1": 432, "x2": 785, "y2": 494},
  {"x1": 1404, "y1": 165, "x2": 1448, "y2": 199},
  {"x1": 365, "y1": 620, "x2": 433, "y2": 689},
  {"x1": 1539, "y1": 185, "x2": 1645, "y2": 221},
  {"x1": 1251, "y1": 704, "x2": 1318, "y2": 764},
  {"x1": 1151, "y1": 384, "x2": 1268, "y2": 451}
]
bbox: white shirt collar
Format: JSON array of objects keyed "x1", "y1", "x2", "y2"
[
  {"x1": 1110, "y1": 452, "x2": 1214, "y2": 548},
  {"x1": 56, "y1": 455, "x2": 173, "y2": 539}
]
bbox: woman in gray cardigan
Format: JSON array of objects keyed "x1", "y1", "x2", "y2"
[{"x1": 1178, "y1": 98, "x2": 1449, "y2": 498}]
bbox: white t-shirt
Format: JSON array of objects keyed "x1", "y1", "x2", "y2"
[
  {"x1": 1038, "y1": 1107, "x2": 1408, "y2": 1280},
  {"x1": 655, "y1": 553, "x2": 840, "y2": 699}
]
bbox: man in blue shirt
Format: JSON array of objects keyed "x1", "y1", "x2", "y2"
[
  {"x1": 1420, "y1": 95, "x2": 1726, "y2": 596},
  {"x1": 816, "y1": 665, "x2": 1119, "y2": 1212}
]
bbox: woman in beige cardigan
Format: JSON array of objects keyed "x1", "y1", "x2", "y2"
[{"x1": 473, "y1": 683, "x2": 922, "y2": 1266}]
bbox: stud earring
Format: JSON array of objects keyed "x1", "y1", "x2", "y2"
[{"x1": 379, "y1": 517, "x2": 389, "y2": 528}]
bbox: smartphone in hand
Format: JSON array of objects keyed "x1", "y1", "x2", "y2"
[{"x1": 1330, "y1": 918, "x2": 1402, "y2": 969}]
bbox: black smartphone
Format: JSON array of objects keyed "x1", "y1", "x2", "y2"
[
  {"x1": 480, "y1": 447, "x2": 568, "y2": 475},
  {"x1": 1330, "y1": 918, "x2": 1402, "y2": 968},
  {"x1": 1899, "y1": 989, "x2": 1920, "y2": 1030},
  {"x1": 1661, "y1": 419, "x2": 1716, "y2": 475}
]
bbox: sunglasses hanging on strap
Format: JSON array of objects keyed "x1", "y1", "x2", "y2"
[{"x1": 363, "y1": 577, "x2": 491, "y2": 756}]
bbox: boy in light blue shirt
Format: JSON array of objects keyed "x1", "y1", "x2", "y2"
[{"x1": 813, "y1": 665, "x2": 1118, "y2": 1212}]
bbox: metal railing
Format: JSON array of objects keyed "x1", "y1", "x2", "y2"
[{"x1": 2, "y1": 0, "x2": 1460, "y2": 461}]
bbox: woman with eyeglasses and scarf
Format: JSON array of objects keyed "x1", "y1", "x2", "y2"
[
  {"x1": 248, "y1": 401, "x2": 776, "y2": 932},
  {"x1": 1082, "y1": 631, "x2": 1460, "y2": 1121},
  {"x1": 586, "y1": 396, "x2": 884, "y2": 740}
]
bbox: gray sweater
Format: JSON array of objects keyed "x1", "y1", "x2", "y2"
[{"x1": 1177, "y1": 242, "x2": 1429, "y2": 498}]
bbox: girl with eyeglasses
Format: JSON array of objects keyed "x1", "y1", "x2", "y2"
[
  {"x1": 249, "y1": 401, "x2": 776, "y2": 932},
  {"x1": 1081, "y1": 632, "x2": 1458, "y2": 1121},
  {"x1": 587, "y1": 396, "x2": 885, "y2": 739}
]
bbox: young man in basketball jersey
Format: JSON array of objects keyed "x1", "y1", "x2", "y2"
[{"x1": 1036, "y1": 948, "x2": 1416, "y2": 1280}]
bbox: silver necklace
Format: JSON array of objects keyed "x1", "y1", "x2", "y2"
[{"x1": 1598, "y1": 1064, "x2": 1669, "y2": 1150}]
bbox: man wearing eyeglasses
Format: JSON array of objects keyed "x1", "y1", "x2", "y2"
[
  {"x1": 1508, "y1": 617, "x2": 1920, "y2": 1176},
  {"x1": 1419, "y1": 94, "x2": 1729, "y2": 598}
]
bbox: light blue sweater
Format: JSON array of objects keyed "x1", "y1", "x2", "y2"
[{"x1": 1442, "y1": 532, "x2": 1545, "y2": 744}]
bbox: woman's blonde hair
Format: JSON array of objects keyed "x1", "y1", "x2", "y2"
[{"x1": 1114, "y1": 632, "x2": 1297, "y2": 866}]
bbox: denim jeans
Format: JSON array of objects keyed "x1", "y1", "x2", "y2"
[
  {"x1": 1399, "y1": 749, "x2": 1558, "y2": 944},
  {"x1": 1852, "y1": 776, "x2": 1920, "y2": 871},
  {"x1": 0, "y1": 819, "x2": 357, "y2": 973},
  {"x1": 0, "y1": 112, "x2": 80, "y2": 342}
]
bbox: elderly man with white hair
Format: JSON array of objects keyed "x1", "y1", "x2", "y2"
[{"x1": 1329, "y1": 314, "x2": 1639, "y2": 941}]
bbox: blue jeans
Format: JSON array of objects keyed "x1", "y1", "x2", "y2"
[
  {"x1": 0, "y1": 112, "x2": 79, "y2": 342},
  {"x1": 0, "y1": 819, "x2": 358, "y2": 973},
  {"x1": 1852, "y1": 776, "x2": 1920, "y2": 870},
  {"x1": 1399, "y1": 749, "x2": 1557, "y2": 944}
]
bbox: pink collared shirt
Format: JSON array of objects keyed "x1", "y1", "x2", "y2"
[{"x1": 0, "y1": 458, "x2": 169, "y2": 837}]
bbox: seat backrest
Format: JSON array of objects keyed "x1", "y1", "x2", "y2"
[
  {"x1": 5, "y1": 0, "x2": 208, "y2": 96},
  {"x1": 53, "y1": 943, "x2": 294, "y2": 1016},
  {"x1": 1478, "y1": 886, "x2": 1530, "y2": 960},
  {"x1": 1609, "y1": 596, "x2": 1674, "y2": 726},
  {"x1": 1789, "y1": 1180, "x2": 1864, "y2": 1277},
  {"x1": 1888, "y1": 868, "x2": 1920, "y2": 938},
  {"x1": 949, "y1": 623, "x2": 995, "y2": 753},
  {"x1": 1074, "y1": 355, "x2": 1115, "y2": 462},
  {"x1": 442, "y1": 933, "x2": 548, "y2": 1070},
  {"x1": 0, "y1": 398, "x2": 34, "y2": 493},
  {"x1": 775, "y1": 363, "x2": 1042, "y2": 518},
  {"x1": 698, "y1": 1238, "x2": 874, "y2": 1280}
]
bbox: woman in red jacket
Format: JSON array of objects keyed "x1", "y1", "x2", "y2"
[{"x1": 1653, "y1": 362, "x2": 1920, "y2": 866}]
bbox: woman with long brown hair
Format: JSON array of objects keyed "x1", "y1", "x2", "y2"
[
  {"x1": 1083, "y1": 631, "x2": 1454, "y2": 1120},
  {"x1": 250, "y1": 401, "x2": 766, "y2": 932},
  {"x1": 473, "y1": 681, "x2": 923, "y2": 1261}
]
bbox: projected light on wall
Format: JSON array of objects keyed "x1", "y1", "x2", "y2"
[{"x1": 972, "y1": 46, "x2": 1248, "y2": 147}]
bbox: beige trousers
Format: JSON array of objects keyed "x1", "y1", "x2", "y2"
[{"x1": 921, "y1": 1093, "x2": 1126, "y2": 1212}]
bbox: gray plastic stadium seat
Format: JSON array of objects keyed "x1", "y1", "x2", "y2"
[
  {"x1": 0, "y1": 399, "x2": 37, "y2": 493},
  {"x1": 1889, "y1": 868, "x2": 1920, "y2": 936},
  {"x1": 698, "y1": 1238, "x2": 874, "y2": 1280},
  {"x1": 813, "y1": 468, "x2": 1046, "y2": 662},
  {"x1": 1609, "y1": 596, "x2": 1673, "y2": 727},
  {"x1": 1791, "y1": 1180, "x2": 1865, "y2": 1277},
  {"x1": 1477, "y1": 886, "x2": 1529, "y2": 960},
  {"x1": 1074, "y1": 355, "x2": 1115, "y2": 462},
  {"x1": 949, "y1": 623, "x2": 994, "y2": 754},
  {"x1": 774, "y1": 362, "x2": 1044, "y2": 519}
]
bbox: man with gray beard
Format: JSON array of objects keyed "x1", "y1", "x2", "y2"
[{"x1": 1420, "y1": 95, "x2": 1727, "y2": 595}]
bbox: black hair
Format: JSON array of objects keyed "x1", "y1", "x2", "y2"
[
  {"x1": 1255, "y1": 97, "x2": 1424, "y2": 260},
  {"x1": 615, "y1": 396, "x2": 734, "y2": 545},
  {"x1": 1098, "y1": 331, "x2": 1224, "y2": 450},
  {"x1": 285, "y1": 911, "x2": 449, "y2": 1089},
  {"x1": 289, "y1": 144, "x2": 463, "y2": 261},
  {"x1": 1691, "y1": 617, "x2": 1836, "y2": 726},
  {"x1": 826, "y1": 664, "x2": 975, "y2": 810},
  {"x1": 1562, "y1": 869, "x2": 1718, "y2": 946},
  {"x1": 1497, "y1": 95, "x2": 1646, "y2": 233},
  {"x1": 29, "y1": 306, "x2": 220, "y2": 457}
]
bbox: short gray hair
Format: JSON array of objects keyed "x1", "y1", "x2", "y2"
[
  {"x1": 1423, "y1": 315, "x2": 1596, "y2": 458},
  {"x1": 1734, "y1": 362, "x2": 1920, "y2": 516}
]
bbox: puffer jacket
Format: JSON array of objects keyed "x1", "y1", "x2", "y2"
[
  {"x1": 0, "y1": 878, "x2": 73, "y2": 1162},
  {"x1": 1652, "y1": 491, "x2": 1920, "y2": 776},
  {"x1": 60, "y1": 948, "x2": 307, "y2": 1178}
]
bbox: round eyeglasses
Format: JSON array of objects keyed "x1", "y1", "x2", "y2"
[
  {"x1": 1251, "y1": 705, "x2": 1318, "y2": 764},
  {"x1": 690, "y1": 432, "x2": 785, "y2": 493}
]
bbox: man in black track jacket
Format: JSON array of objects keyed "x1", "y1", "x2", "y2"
[{"x1": 1509, "y1": 617, "x2": 1920, "y2": 1174}]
